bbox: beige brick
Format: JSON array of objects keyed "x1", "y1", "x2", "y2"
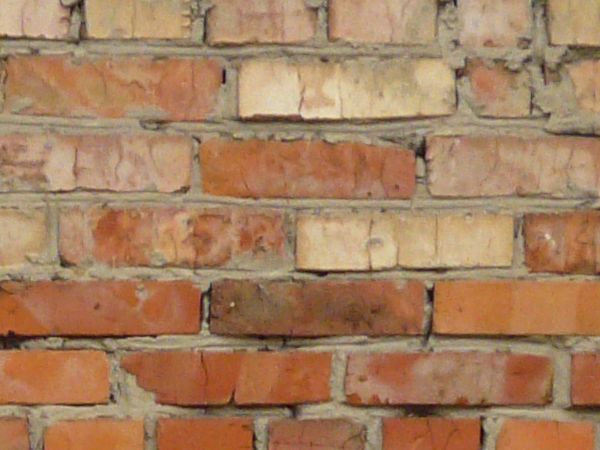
[
  {"x1": 548, "y1": 0, "x2": 600, "y2": 46},
  {"x1": 0, "y1": 209, "x2": 47, "y2": 266},
  {"x1": 85, "y1": 0, "x2": 191, "y2": 39},
  {"x1": 0, "y1": 0, "x2": 69, "y2": 39},
  {"x1": 239, "y1": 59, "x2": 455, "y2": 120},
  {"x1": 329, "y1": 0, "x2": 437, "y2": 44},
  {"x1": 567, "y1": 61, "x2": 600, "y2": 113}
]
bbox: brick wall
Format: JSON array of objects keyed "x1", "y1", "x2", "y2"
[{"x1": 1, "y1": 1, "x2": 600, "y2": 449}]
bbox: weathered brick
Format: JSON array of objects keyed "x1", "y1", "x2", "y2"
[
  {"x1": 200, "y1": 139, "x2": 416, "y2": 199},
  {"x1": 383, "y1": 418, "x2": 481, "y2": 450},
  {"x1": 571, "y1": 353, "x2": 600, "y2": 405},
  {"x1": 122, "y1": 351, "x2": 331, "y2": 405},
  {"x1": 0, "y1": 0, "x2": 69, "y2": 39},
  {"x1": 269, "y1": 419, "x2": 365, "y2": 450},
  {"x1": 566, "y1": 61, "x2": 600, "y2": 113},
  {"x1": 85, "y1": 0, "x2": 191, "y2": 39},
  {"x1": 4, "y1": 56, "x2": 222, "y2": 121},
  {"x1": 0, "y1": 280, "x2": 200, "y2": 336},
  {"x1": 0, "y1": 419, "x2": 29, "y2": 450},
  {"x1": 207, "y1": 0, "x2": 317, "y2": 44},
  {"x1": 239, "y1": 59, "x2": 455, "y2": 120},
  {"x1": 0, "y1": 134, "x2": 192, "y2": 193},
  {"x1": 548, "y1": 0, "x2": 600, "y2": 46},
  {"x1": 496, "y1": 420, "x2": 595, "y2": 450},
  {"x1": 296, "y1": 212, "x2": 513, "y2": 271},
  {"x1": 0, "y1": 209, "x2": 47, "y2": 267},
  {"x1": 210, "y1": 279, "x2": 425, "y2": 336},
  {"x1": 524, "y1": 212, "x2": 600, "y2": 274},
  {"x1": 465, "y1": 60, "x2": 531, "y2": 117},
  {"x1": 345, "y1": 352, "x2": 552, "y2": 405},
  {"x1": 435, "y1": 280, "x2": 600, "y2": 335},
  {"x1": 427, "y1": 136, "x2": 600, "y2": 198},
  {"x1": 59, "y1": 206, "x2": 290, "y2": 270},
  {"x1": 458, "y1": 0, "x2": 532, "y2": 48},
  {"x1": 328, "y1": 0, "x2": 437, "y2": 44},
  {"x1": 0, "y1": 351, "x2": 109, "y2": 404},
  {"x1": 45, "y1": 420, "x2": 144, "y2": 450},
  {"x1": 158, "y1": 419, "x2": 253, "y2": 450}
]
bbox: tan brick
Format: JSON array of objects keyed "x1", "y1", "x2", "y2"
[
  {"x1": 497, "y1": 420, "x2": 595, "y2": 450},
  {"x1": 207, "y1": 0, "x2": 317, "y2": 44},
  {"x1": 85, "y1": 0, "x2": 191, "y2": 39},
  {"x1": 296, "y1": 213, "x2": 513, "y2": 271},
  {"x1": 567, "y1": 61, "x2": 600, "y2": 113},
  {"x1": 329, "y1": 0, "x2": 437, "y2": 44},
  {"x1": 459, "y1": 0, "x2": 532, "y2": 48},
  {"x1": 239, "y1": 59, "x2": 455, "y2": 120},
  {"x1": 0, "y1": 209, "x2": 47, "y2": 267},
  {"x1": 0, "y1": 0, "x2": 69, "y2": 39},
  {"x1": 427, "y1": 136, "x2": 600, "y2": 198},
  {"x1": 548, "y1": 0, "x2": 600, "y2": 46}
]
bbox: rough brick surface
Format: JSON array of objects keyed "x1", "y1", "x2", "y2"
[
  {"x1": 524, "y1": 212, "x2": 600, "y2": 274},
  {"x1": 0, "y1": 351, "x2": 109, "y2": 404},
  {"x1": 0, "y1": 419, "x2": 29, "y2": 450},
  {"x1": 0, "y1": 134, "x2": 192, "y2": 192},
  {"x1": 345, "y1": 352, "x2": 553, "y2": 405},
  {"x1": 328, "y1": 0, "x2": 437, "y2": 44},
  {"x1": 571, "y1": 353, "x2": 600, "y2": 405},
  {"x1": 383, "y1": 418, "x2": 481, "y2": 450},
  {"x1": 496, "y1": 420, "x2": 595, "y2": 450},
  {"x1": 566, "y1": 61, "x2": 600, "y2": 113},
  {"x1": 4, "y1": 56, "x2": 222, "y2": 121},
  {"x1": 122, "y1": 351, "x2": 331, "y2": 405},
  {"x1": 45, "y1": 420, "x2": 144, "y2": 450},
  {"x1": 158, "y1": 419, "x2": 254, "y2": 450},
  {"x1": 548, "y1": 0, "x2": 600, "y2": 46},
  {"x1": 200, "y1": 139, "x2": 416, "y2": 199},
  {"x1": 210, "y1": 279, "x2": 425, "y2": 336},
  {"x1": 269, "y1": 419, "x2": 365, "y2": 450},
  {"x1": 239, "y1": 59, "x2": 456, "y2": 120},
  {"x1": 0, "y1": 0, "x2": 69, "y2": 39},
  {"x1": 0, "y1": 280, "x2": 200, "y2": 336},
  {"x1": 0, "y1": 209, "x2": 47, "y2": 267}
]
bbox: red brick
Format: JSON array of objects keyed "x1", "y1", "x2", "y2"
[
  {"x1": 207, "y1": 0, "x2": 317, "y2": 44},
  {"x1": 269, "y1": 419, "x2": 365, "y2": 450},
  {"x1": 571, "y1": 353, "x2": 600, "y2": 405},
  {"x1": 427, "y1": 136, "x2": 600, "y2": 198},
  {"x1": 496, "y1": 420, "x2": 595, "y2": 450},
  {"x1": 434, "y1": 280, "x2": 600, "y2": 336},
  {"x1": 0, "y1": 351, "x2": 109, "y2": 404},
  {"x1": 383, "y1": 418, "x2": 481, "y2": 450},
  {"x1": 122, "y1": 351, "x2": 331, "y2": 405},
  {"x1": 200, "y1": 139, "x2": 415, "y2": 199},
  {"x1": 345, "y1": 352, "x2": 552, "y2": 405},
  {"x1": 4, "y1": 56, "x2": 222, "y2": 121},
  {"x1": 158, "y1": 419, "x2": 253, "y2": 450},
  {"x1": 0, "y1": 280, "x2": 200, "y2": 336},
  {"x1": 0, "y1": 134, "x2": 192, "y2": 193},
  {"x1": 0, "y1": 0, "x2": 69, "y2": 39},
  {"x1": 0, "y1": 208, "x2": 47, "y2": 267},
  {"x1": 0, "y1": 419, "x2": 29, "y2": 450},
  {"x1": 524, "y1": 212, "x2": 600, "y2": 274},
  {"x1": 59, "y1": 206, "x2": 290, "y2": 270},
  {"x1": 329, "y1": 0, "x2": 437, "y2": 44},
  {"x1": 210, "y1": 279, "x2": 425, "y2": 336},
  {"x1": 45, "y1": 420, "x2": 144, "y2": 450}
]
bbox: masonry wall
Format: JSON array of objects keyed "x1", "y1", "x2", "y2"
[{"x1": 1, "y1": 0, "x2": 600, "y2": 449}]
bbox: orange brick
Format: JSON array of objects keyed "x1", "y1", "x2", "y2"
[
  {"x1": 158, "y1": 419, "x2": 253, "y2": 450},
  {"x1": 200, "y1": 139, "x2": 416, "y2": 199},
  {"x1": 524, "y1": 212, "x2": 600, "y2": 274},
  {"x1": 345, "y1": 352, "x2": 552, "y2": 405},
  {"x1": 59, "y1": 206, "x2": 290, "y2": 270},
  {"x1": 383, "y1": 418, "x2": 481, "y2": 450},
  {"x1": 45, "y1": 420, "x2": 144, "y2": 450},
  {"x1": 207, "y1": 0, "x2": 317, "y2": 44},
  {"x1": 122, "y1": 351, "x2": 331, "y2": 405},
  {"x1": 0, "y1": 419, "x2": 29, "y2": 450},
  {"x1": 0, "y1": 280, "x2": 200, "y2": 336},
  {"x1": 496, "y1": 420, "x2": 595, "y2": 450},
  {"x1": 210, "y1": 279, "x2": 425, "y2": 336},
  {"x1": 4, "y1": 56, "x2": 222, "y2": 121},
  {"x1": 0, "y1": 0, "x2": 69, "y2": 39},
  {"x1": 329, "y1": 0, "x2": 437, "y2": 44},
  {"x1": 269, "y1": 419, "x2": 365, "y2": 450},
  {"x1": 571, "y1": 353, "x2": 600, "y2": 405},
  {"x1": 0, "y1": 351, "x2": 109, "y2": 405}
]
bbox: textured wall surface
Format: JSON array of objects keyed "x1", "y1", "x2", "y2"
[{"x1": 1, "y1": 0, "x2": 600, "y2": 449}]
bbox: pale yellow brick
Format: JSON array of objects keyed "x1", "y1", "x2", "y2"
[
  {"x1": 0, "y1": 209, "x2": 47, "y2": 266},
  {"x1": 548, "y1": 0, "x2": 600, "y2": 46}
]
